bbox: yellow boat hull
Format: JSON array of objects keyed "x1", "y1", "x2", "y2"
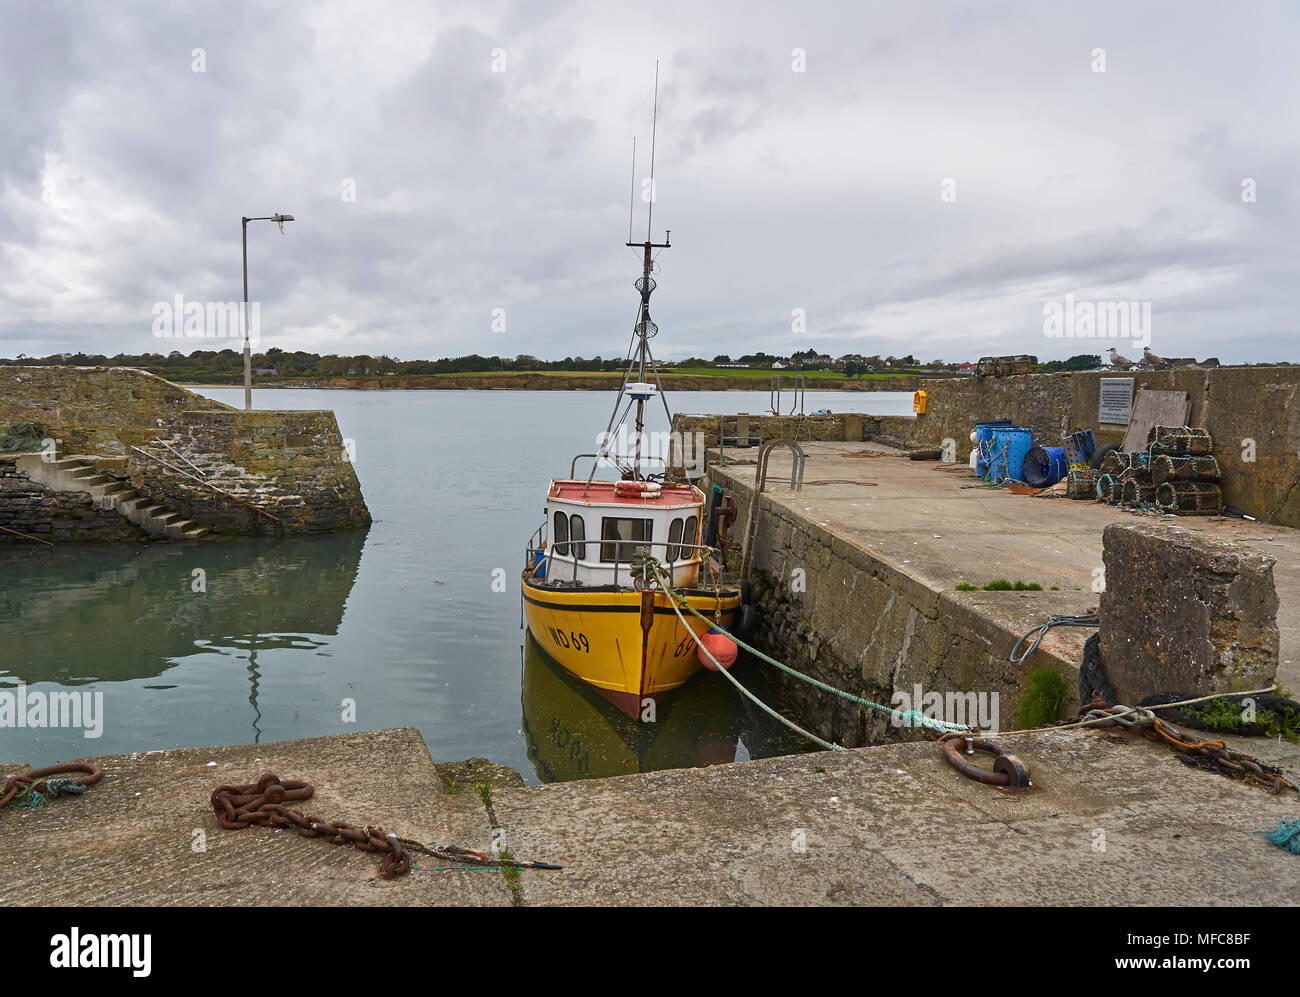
[{"x1": 521, "y1": 574, "x2": 741, "y2": 707}]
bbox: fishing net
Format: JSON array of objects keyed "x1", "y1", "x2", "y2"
[
  {"x1": 1150, "y1": 453, "x2": 1221, "y2": 485},
  {"x1": 1155, "y1": 480, "x2": 1222, "y2": 515},
  {"x1": 1096, "y1": 472, "x2": 1121, "y2": 503},
  {"x1": 1099, "y1": 449, "x2": 1126, "y2": 477},
  {"x1": 1147, "y1": 425, "x2": 1213, "y2": 456},
  {"x1": 1121, "y1": 478, "x2": 1156, "y2": 507},
  {"x1": 1067, "y1": 468, "x2": 1099, "y2": 499}
]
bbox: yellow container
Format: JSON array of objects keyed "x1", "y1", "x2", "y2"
[{"x1": 913, "y1": 389, "x2": 927, "y2": 414}]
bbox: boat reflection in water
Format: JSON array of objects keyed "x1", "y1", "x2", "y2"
[{"x1": 521, "y1": 632, "x2": 809, "y2": 783}]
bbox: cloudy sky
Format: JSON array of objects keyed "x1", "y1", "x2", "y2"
[{"x1": 1, "y1": 0, "x2": 1296, "y2": 365}]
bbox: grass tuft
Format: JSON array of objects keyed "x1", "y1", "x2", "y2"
[{"x1": 1015, "y1": 667, "x2": 1069, "y2": 728}]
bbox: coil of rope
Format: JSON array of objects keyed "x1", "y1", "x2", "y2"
[
  {"x1": 1010, "y1": 612, "x2": 1099, "y2": 664},
  {"x1": 1, "y1": 763, "x2": 103, "y2": 810}
]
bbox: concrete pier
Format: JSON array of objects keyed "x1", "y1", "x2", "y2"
[
  {"x1": 706, "y1": 441, "x2": 1299, "y2": 746},
  {"x1": 3, "y1": 725, "x2": 1297, "y2": 906}
]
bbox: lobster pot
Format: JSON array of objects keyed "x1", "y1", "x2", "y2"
[
  {"x1": 1064, "y1": 430, "x2": 1096, "y2": 469},
  {"x1": 1121, "y1": 478, "x2": 1156, "y2": 507},
  {"x1": 1155, "y1": 480, "x2": 1222, "y2": 515},
  {"x1": 1095, "y1": 472, "x2": 1120, "y2": 502},
  {"x1": 1151, "y1": 453, "x2": 1221, "y2": 485},
  {"x1": 1021, "y1": 445, "x2": 1068, "y2": 487},
  {"x1": 1099, "y1": 449, "x2": 1126, "y2": 477},
  {"x1": 1066, "y1": 468, "x2": 1100, "y2": 499},
  {"x1": 1148, "y1": 425, "x2": 1213, "y2": 456},
  {"x1": 1126, "y1": 451, "x2": 1150, "y2": 473},
  {"x1": 1120, "y1": 463, "x2": 1153, "y2": 488}
]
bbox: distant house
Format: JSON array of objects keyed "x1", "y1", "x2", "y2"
[
  {"x1": 252, "y1": 367, "x2": 278, "y2": 376},
  {"x1": 772, "y1": 359, "x2": 789, "y2": 369},
  {"x1": 798, "y1": 353, "x2": 834, "y2": 370}
]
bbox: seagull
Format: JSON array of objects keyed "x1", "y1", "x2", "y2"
[
  {"x1": 1108, "y1": 347, "x2": 1133, "y2": 369},
  {"x1": 1143, "y1": 346, "x2": 1170, "y2": 368}
]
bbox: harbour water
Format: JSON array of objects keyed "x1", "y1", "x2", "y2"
[{"x1": 0, "y1": 389, "x2": 911, "y2": 782}]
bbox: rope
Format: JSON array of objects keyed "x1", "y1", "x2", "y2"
[
  {"x1": 645, "y1": 562, "x2": 971, "y2": 738},
  {"x1": 648, "y1": 569, "x2": 844, "y2": 752},
  {"x1": 1010, "y1": 613, "x2": 1099, "y2": 664},
  {"x1": 1260, "y1": 819, "x2": 1300, "y2": 854},
  {"x1": 10, "y1": 778, "x2": 85, "y2": 809},
  {"x1": 987, "y1": 685, "x2": 1283, "y2": 738}
]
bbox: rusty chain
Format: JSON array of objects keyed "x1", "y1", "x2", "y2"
[
  {"x1": 1, "y1": 762, "x2": 103, "y2": 810},
  {"x1": 211, "y1": 773, "x2": 563, "y2": 879},
  {"x1": 211, "y1": 772, "x2": 411, "y2": 878},
  {"x1": 1078, "y1": 702, "x2": 1297, "y2": 796},
  {"x1": 1143, "y1": 718, "x2": 1297, "y2": 795}
]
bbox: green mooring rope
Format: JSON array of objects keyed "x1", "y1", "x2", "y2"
[
  {"x1": 11, "y1": 778, "x2": 85, "y2": 810},
  {"x1": 646, "y1": 564, "x2": 972, "y2": 741},
  {"x1": 1259, "y1": 818, "x2": 1300, "y2": 854}
]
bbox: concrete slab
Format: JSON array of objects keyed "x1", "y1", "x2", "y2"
[
  {"x1": 488, "y1": 727, "x2": 1299, "y2": 906},
  {"x1": 0, "y1": 728, "x2": 512, "y2": 907},
  {"x1": 714, "y1": 442, "x2": 1300, "y2": 694},
  {"x1": 4, "y1": 727, "x2": 1296, "y2": 906}
]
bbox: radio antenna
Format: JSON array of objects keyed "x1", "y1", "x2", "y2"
[
  {"x1": 627, "y1": 137, "x2": 636, "y2": 244},
  {"x1": 646, "y1": 59, "x2": 659, "y2": 242}
]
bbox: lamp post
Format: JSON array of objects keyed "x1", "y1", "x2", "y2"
[{"x1": 241, "y1": 213, "x2": 294, "y2": 410}]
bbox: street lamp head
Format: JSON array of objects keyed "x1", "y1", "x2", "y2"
[{"x1": 273, "y1": 213, "x2": 294, "y2": 233}]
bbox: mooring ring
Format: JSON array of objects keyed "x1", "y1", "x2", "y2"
[{"x1": 942, "y1": 737, "x2": 1032, "y2": 788}]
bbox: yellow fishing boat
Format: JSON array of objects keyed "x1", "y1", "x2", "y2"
[
  {"x1": 521, "y1": 168, "x2": 753, "y2": 716},
  {"x1": 522, "y1": 475, "x2": 743, "y2": 714}
]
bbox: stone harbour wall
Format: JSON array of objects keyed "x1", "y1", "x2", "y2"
[
  {"x1": 671, "y1": 412, "x2": 918, "y2": 452},
  {"x1": 126, "y1": 410, "x2": 370, "y2": 535},
  {"x1": 0, "y1": 365, "x2": 230, "y2": 454},
  {"x1": 0, "y1": 458, "x2": 141, "y2": 543},
  {"x1": 0, "y1": 366, "x2": 370, "y2": 538},
  {"x1": 912, "y1": 366, "x2": 1300, "y2": 527}
]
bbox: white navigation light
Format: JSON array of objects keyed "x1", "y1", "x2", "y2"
[{"x1": 626, "y1": 382, "x2": 657, "y2": 400}]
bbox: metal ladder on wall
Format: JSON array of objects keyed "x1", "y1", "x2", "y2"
[{"x1": 738, "y1": 439, "x2": 806, "y2": 579}]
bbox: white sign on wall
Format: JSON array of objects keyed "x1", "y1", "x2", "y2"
[{"x1": 1098, "y1": 378, "x2": 1135, "y2": 424}]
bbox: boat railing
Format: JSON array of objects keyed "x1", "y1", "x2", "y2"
[
  {"x1": 569, "y1": 453, "x2": 669, "y2": 479},
  {"x1": 527, "y1": 536, "x2": 712, "y2": 589}
]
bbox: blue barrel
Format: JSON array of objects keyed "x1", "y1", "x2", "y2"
[
  {"x1": 975, "y1": 420, "x2": 1013, "y2": 478},
  {"x1": 1022, "y1": 445, "x2": 1068, "y2": 487},
  {"x1": 532, "y1": 549, "x2": 547, "y2": 579},
  {"x1": 986, "y1": 427, "x2": 1033, "y2": 484}
]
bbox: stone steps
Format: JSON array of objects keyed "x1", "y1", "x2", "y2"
[{"x1": 13, "y1": 454, "x2": 211, "y2": 541}]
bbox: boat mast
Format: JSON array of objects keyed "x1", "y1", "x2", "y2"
[
  {"x1": 585, "y1": 62, "x2": 672, "y2": 495},
  {"x1": 626, "y1": 60, "x2": 669, "y2": 482}
]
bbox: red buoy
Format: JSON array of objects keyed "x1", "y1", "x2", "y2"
[{"x1": 697, "y1": 627, "x2": 738, "y2": 670}]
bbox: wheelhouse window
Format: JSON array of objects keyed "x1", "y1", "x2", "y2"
[
  {"x1": 600, "y1": 517, "x2": 652, "y2": 563},
  {"x1": 552, "y1": 510, "x2": 569, "y2": 556},
  {"x1": 569, "y1": 514, "x2": 586, "y2": 560},
  {"x1": 666, "y1": 518, "x2": 684, "y2": 562},
  {"x1": 682, "y1": 515, "x2": 698, "y2": 557}
]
